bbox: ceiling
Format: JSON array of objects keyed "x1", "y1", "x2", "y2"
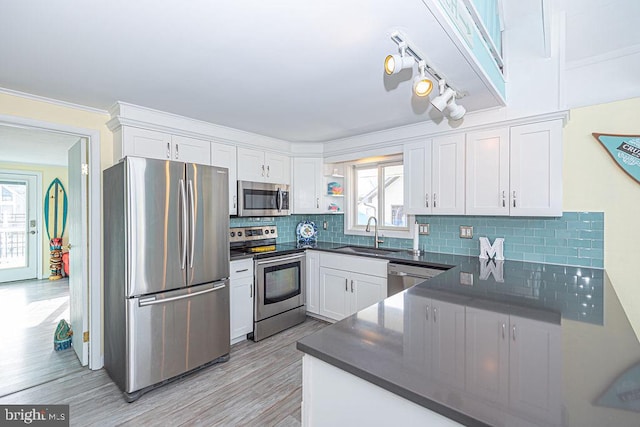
[
  {"x1": 0, "y1": 1, "x2": 638, "y2": 145},
  {"x1": 0, "y1": 0, "x2": 504, "y2": 143},
  {"x1": 0, "y1": 126, "x2": 79, "y2": 166}
]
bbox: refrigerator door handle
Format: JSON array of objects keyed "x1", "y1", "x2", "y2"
[
  {"x1": 188, "y1": 179, "x2": 196, "y2": 269},
  {"x1": 138, "y1": 283, "x2": 226, "y2": 307},
  {"x1": 179, "y1": 178, "x2": 187, "y2": 270}
]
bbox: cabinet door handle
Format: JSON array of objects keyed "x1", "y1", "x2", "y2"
[
  {"x1": 166, "y1": 142, "x2": 171, "y2": 159},
  {"x1": 250, "y1": 283, "x2": 253, "y2": 298},
  {"x1": 350, "y1": 279, "x2": 354, "y2": 293},
  {"x1": 175, "y1": 143, "x2": 179, "y2": 159},
  {"x1": 425, "y1": 193, "x2": 429, "y2": 208},
  {"x1": 433, "y1": 193, "x2": 437, "y2": 208},
  {"x1": 233, "y1": 195, "x2": 237, "y2": 209},
  {"x1": 266, "y1": 165, "x2": 270, "y2": 177},
  {"x1": 425, "y1": 305, "x2": 429, "y2": 320},
  {"x1": 513, "y1": 190, "x2": 517, "y2": 208},
  {"x1": 262, "y1": 165, "x2": 265, "y2": 177},
  {"x1": 316, "y1": 198, "x2": 319, "y2": 208},
  {"x1": 501, "y1": 191, "x2": 506, "y2": 208},
  {"x1": 512, "y1": 325, "x2": 516, "y2": 341},
  {"x1": 433, "y1": 307, "x2": 437, "y2": 322},
  {"x1": 345, "y1": 278, "x2": 348, "y2": 292},
  {"x1": 502, "y1": 323, "x2": 506, "y2": 339}
]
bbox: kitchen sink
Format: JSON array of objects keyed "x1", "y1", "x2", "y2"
[{"x1": 333, "y1": 245, "x2": 403, "y2": 256}]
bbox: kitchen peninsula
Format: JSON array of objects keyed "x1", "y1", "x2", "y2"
[{"x1": 297, "y1": 251, "x2": 640, "y2": 426}]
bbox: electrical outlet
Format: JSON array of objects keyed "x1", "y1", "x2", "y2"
[
  {"x1": 418, "y1": 223, "x2": 430, "y2": 235},
  {"x1": 460, "y1": 272, "x2": 474, "y2": 286},
  {"x1": 460, "y1": 226, "x2": 473, "y2": 239},
  {"x1": 323, "y1": 221, "x2": 328, "y2": 230}
]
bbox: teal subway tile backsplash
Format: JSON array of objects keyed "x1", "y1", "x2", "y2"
[{"x1": 230, "y1": 212, "x2": 604, "y2": 269}]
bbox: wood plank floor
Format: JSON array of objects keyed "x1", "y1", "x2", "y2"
[
  {"x1": 0, "y1": 318, "x2": 328, "y2": 427},
  {"x1": 0, "y1": 278, "x2": 83, "y2": 397}
]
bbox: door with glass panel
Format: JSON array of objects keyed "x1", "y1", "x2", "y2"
[{"x1": 0, "y1": 172, "x2": 38, "y2": 283}]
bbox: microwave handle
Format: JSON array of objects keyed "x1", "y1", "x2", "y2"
[{"x1": 276, "y1": 188, "x2": 282, "y2": 212}]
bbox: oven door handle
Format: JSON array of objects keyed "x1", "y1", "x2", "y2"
[{"x1": 256, "y1": 254, "x2": 304, "y2": 265}]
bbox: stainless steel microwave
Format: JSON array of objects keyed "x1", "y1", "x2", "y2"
[{"x1": 237, "y1": 181, "x2": 290, "y2": 217}]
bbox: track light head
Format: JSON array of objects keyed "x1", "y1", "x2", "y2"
[
  {"x1": 431, "y1": 86, "x2": 456, "y2": 112},
  {"x1": 445, "y1": 99, "x2": 466, "y2": 120},
  {"x1": 384, "y1": 42, "x2": 414, "y2": 75},
  {"x1": 413, "y1": 62, "x2": 433, "y2": 97}
]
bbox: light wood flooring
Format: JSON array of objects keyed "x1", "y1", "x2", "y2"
[
  {"x1": 0, "y1": 278, "x2": 83, "y2": 397},
  {"x1": 0, "y1": 318, "x2": 328, "y2": 426}
]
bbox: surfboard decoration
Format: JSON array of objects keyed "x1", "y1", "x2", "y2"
[
  {"x1": 595, "y1": 361, "x2": 640, "y2": 413},
  {"x1": 44, "y1": 178, "x2": 68, "y2": 241},
  {"x1": 593, "y1": 133, "x2": 640, "y2": 186}
]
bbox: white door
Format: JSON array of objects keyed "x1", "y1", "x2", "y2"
[
  {"x1": 351, "y1": 272, "x2": 386, "y2": 314},
  {"x1": 432, "y1": 135, "x2": 465, "y2": 214},
  {"x1": 68, "y1": 139, "x2": 89, "y2": 366},
  {"x1": 465, "y1": 128, "x2": 510, "y2": 216},
  {"x1": 0, "y1": 172, "x2": 38, "y2": 283},
  {"x1": 318, "y1": 267, "x2": 350, "y2": 321},
  {"x1": 403, "y1": 140, "x2": 432, "y2": 214}
]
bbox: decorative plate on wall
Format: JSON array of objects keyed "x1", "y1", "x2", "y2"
[{"x1": 296, "y1": 221, "x2": 318, "y2": 246}]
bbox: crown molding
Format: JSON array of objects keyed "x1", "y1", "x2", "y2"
[
  {"x1": 0, "y1": 87, "x2": 109, "y2": 115},
  {"x1": 108, "y1": 101, "x2": 292, "y2": 153},
  {"x1": 323, "y1": 109, "x2": 569, "y2": 161}
]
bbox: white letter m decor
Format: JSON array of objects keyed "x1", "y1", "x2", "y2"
[{"x1": 479, "y1": 237, "x2": 504, "y2": 260}]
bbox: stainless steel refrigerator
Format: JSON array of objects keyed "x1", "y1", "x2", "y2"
[{"x1": 103, "y1": 156, "x2": 230, "y2": 402}]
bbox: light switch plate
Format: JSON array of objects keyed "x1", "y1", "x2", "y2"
[
  {"x1": 460, "y1": 226, "x2": 473, "y2": 239},
  {"x1": 418, "y1": 223, "x2": 430, "y2": 235}
]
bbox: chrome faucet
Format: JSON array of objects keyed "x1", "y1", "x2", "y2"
[{"x1": 365, "y1": 216, "x2": 384, "y2": 248}]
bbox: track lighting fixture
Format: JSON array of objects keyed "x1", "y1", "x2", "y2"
[
  {"x1": 413, "y1": 61, "x2": 433, "y2": 97},
  {"x1": 384, "y1": 42, "x2": 414, "y2": 75},
  {"x1": 385, "y1": 31, "x2": 466, "y2": 120}
]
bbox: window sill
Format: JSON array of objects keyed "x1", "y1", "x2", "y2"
[{"x1": 344, "y1": 227, "x2": 412, "y2": 240}]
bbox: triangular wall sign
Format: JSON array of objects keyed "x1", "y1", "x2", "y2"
[
  {"x1": 595, "y1": 361, "x2": 640, "y2": 413},
  {"x1": 593, "y1": 133, "x2": 640, "y2": 185}
]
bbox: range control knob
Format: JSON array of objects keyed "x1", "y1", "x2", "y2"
[
  {"x1": 237, "y1": 231, "x2": 243, "y2": 237},
  {"x1": 270, "y1": 229, "x2": 276, "y2": 234},
  {"x1": 264, "y1": 229, "x2": 269, "y2": 234},
  {"x1": 230, "y1": 231, "x2": 236, "y2": 237}
]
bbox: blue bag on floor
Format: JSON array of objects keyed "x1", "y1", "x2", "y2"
[{"x1": 54, "y1": 319, "x2": 73, "y2": 351}]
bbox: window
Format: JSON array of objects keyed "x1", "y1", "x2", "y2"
[{"x1": 352, "y1": 160, "x2": 407, "y2": 230}]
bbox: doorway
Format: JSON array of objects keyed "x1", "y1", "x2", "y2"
[{"x1": 0, "y1": 115, "x2": 101, "y2": 396}]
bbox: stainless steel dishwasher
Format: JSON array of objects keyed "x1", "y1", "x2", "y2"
[{"x1": 387, "y1": 263, "x2": 447, "y2": 296}]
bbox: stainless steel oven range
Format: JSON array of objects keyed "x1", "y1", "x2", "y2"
[{"x1": 230, "y1": 226, "x2": 306, "y2": 341}]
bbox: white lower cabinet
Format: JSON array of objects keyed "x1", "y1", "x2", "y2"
[
  {"x1": 318, "y1": 253, "x2": 387, "y2": 322},
  {"x1": 306, "y1": 251, "x2": 320, "y2": 315},
  {"x1": 229, "y1": 259, "x2": 254, "y2": 343},
  {"x1": 465, "y1": 307, "x2": 561, "y2": 423},
  {"x1": 403, "y1": 294, "x2": 465, "y2": 388}
]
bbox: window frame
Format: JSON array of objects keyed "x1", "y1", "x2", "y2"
[{"x1": 344, "y1": 155, "x2": 414, "y2": 240}]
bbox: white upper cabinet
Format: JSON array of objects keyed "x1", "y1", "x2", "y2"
[
  {"x1": 171, "y1": 135, "x2": 211, "y2": 165},
  {"x1": 211, "y1": 141, "x2": 238, "y2": 215},
  {"x1": 403, "y1": 136, "x2": 465, "y2": 215},
  {"x1": 116, "y1": 127, "x2": 210, "y2": 165},
  {"x1": 293, "y1": 158, "x2": 323, "y2": 214},
  {"x1": 464, "y1": 119, "x2": 563, "y2": 217},
  {"x1": 509, "y1": 121, "x2": 563, "y2": 217},
  {"x1": 432, "y1": 135, "x2": 466, "y2": 215},
  {"x1": 466, "y1": 128, "x2": 510, "y2": 216},
  {"x1": 403, "y1": 140, "x2": 432, "y2": 214},
  {"x1": 237, "y1": 147, "x2": 291, "y2": 184}
]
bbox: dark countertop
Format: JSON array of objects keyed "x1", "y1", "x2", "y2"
[{"x1": 297, "y1": 246, "x2": 640, "y2": 426}]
